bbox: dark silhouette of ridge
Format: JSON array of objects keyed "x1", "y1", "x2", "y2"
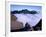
[
  {"x1": 11, "y1": 9, "x2": 38, "y2": 14},
  {"x1": 33, "y1": 19, "x2": 42, "y2": 31}
]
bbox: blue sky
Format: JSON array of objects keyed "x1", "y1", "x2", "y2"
[{"x1": 10, "y1": 5, "x2": 42, "y2": 13}]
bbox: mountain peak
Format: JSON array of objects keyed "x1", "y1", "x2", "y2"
[{"x1": 11, "y1": 9, "x2": 38, "y2": 14}]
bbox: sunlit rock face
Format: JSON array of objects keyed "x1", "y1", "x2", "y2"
[
  {"x1": 11, "y1": 15, "x2": 24, "y2": 30},
  {"x1": 14, "y1": 13, "x2": 41, "y2": 27}
]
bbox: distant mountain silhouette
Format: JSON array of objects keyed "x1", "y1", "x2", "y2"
[{"x1": 11, "y1": 9, "x2": 38, "y2": 14}]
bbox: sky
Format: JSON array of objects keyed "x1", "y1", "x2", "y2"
[{"x1": 10, "y1": 5, "x2": 42, "y2": 13}]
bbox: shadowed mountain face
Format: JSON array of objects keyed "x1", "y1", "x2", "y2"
[{"x1": 11, "y1": 9, "x2": 38, "y2": 14}]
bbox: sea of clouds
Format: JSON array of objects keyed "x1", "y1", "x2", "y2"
[{"x1": 13, "y1": 13, "x2": 42, "y2": 27}]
